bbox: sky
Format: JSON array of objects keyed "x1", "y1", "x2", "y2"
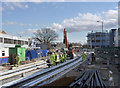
[{"x1": 0, "y1": 1, "x2": 118, "y2": 44}]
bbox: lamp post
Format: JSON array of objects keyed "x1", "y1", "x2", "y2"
[
  {"x1": 90, "y1": 37, "x2": 92, "y2": 49},
  {"x1": 97, "y1": 20, "x2": 104, "y2": 48}
]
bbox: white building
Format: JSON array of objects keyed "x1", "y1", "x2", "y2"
[{"x1": 0, "y1": 30, "x2": 29, "y2": 48}]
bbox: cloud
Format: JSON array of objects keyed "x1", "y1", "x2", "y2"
[
  {"x1": 2, "y1": 2, "x2": 29, "y2": 10},
  {"x1": 52, "y1": 23, "x2": 64, "y2": 32},
  {"x1": 25, "y1": 4, "x2": 29, "y2": 8},
  {"x1": 18, "y1": 28, "x2": 39, "y2": 36},
  {"x1": 1, "y1": 0, "x2": 65, "y2": 11},
  {"x1": 2, "y1": 21, "x2": 17, "y2": 25},
  {"x1": 16, "y1": 8, "x2": 118, "y2": 43},
  {"x1": 50, "y1": 9, "x2": 117, "y2": 32},
  {"x1": 103, "y1": 10, "x2": 118, "y2": 20},
  {"x1": 2, "y1": 22, "x2": 39, "y2": 27}
]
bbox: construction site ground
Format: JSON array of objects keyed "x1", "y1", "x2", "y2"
[
  {"x1": 44, "y1": 58, "x2": 120, "y2": 87},
  {"x1": 0, "y1": 54, "x2": 119, "y2": 87}
]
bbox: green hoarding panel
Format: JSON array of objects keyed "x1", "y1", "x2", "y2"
[
  {"x1": 17, "y1": 48, "x2": 25, "y2": 61},
  {"x1": 22, "y1": 48, "x2": 25, "y2": 61},
  {"x1": 9, "y1": 48, "x2": 16, "y2": 64},
  {"x1": 9, "y1": 47, "x2": 25, "y2": 64}
]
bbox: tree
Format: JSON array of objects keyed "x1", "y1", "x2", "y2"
[{"x1": 34, "y1": 28, "x2": 58, "y2": 48}]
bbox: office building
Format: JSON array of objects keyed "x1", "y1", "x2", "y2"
[
  {"x1": 87, "y1": 32, "x2": 110, "y2": 48},
  {"x1": 109, "y1": 29, "x2": 117, "y2": 47}
]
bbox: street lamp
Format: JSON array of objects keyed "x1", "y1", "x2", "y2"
[
  {"x1": 97, "y1": 21, "x2": 103, "y2": 33},
  {"x1": 97, "y1": 20, "x2": 104, "y2": 47}
]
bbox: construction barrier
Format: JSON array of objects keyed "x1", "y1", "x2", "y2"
[
  {"x1": 25, "y1": 50, "x2": 37, "y2": 60},
  {"x1": 0, "y1": 57, "x2": 9, "y2": 64},
  {"x1": 37, "y1": 50, "x2": 41, "y2": 58},
  {"x1": 0, "y1": 46, "x2": 47, "y2": 64},
  {"x1": 9, "y1": 45, "x2": 25, "y2": 64},
  {"x1": 40, "y1": 50, "x2": 47, "y2": 57},
  {"x1": 25, "y1": 50, "x2": 47, "y2": 60}
]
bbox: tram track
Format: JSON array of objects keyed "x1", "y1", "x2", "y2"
[
  {"x1": 2, "y1": 55, "x2": 84, "y2": 88},
  {"x1": 0, "y1": 61, "x2": 47, "y2": 85}
]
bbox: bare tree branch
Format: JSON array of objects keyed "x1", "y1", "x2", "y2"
[{"x1": 34, "y1": 28, "x2": 58, "y2": 48}]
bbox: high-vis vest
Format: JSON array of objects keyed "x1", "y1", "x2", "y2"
[
  {"x1": 62, "y1": 54, "x2": 64, "y2": 61},
  {"x1": 64, "y1": 54, "x2": 67, "y2": 61},
  {"x1": 82, "y1": 53, "x2": 85, "y2": 60},
  {"x1": 60, "y1": 54, "x2": 63, "y2": 62},
  {"x1": 50, "y1": 54, "x2": 55, "y2": 65},
  {"x1": 55, "y1": 54, "x2": 59, "y2": 62},
  {"x1": 16, "y1": 55, "x2": 20, "y2": 65}
]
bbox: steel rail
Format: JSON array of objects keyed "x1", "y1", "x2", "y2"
[
  {"x1": 0, "y1": 62, "x2": 47, "y2": 81},
  {"x1": 69, "y1": 69, "x2": 106, "y2": 88},
  {"x1": 4, "y1": 56, "x2": 83, "y2": 88},
  {"x1": 90, "y1": 75, "x2": 94, "y2": 87},
  {"x1": 84, "y1": 70, "x2": 95, "y2": 87},
  {"x1": 69, "y1": 71, "x2": 85, "y2": 87},
  {"x1": 23, "y1": 57, "x2": 83, "y2": 87},
  {"x1": 0, "y1": 61, "x2": 45, "y2": 76},
  {"x1": 74, "y1": 71, "x2": 85, "y2": 81},
  {"x1": 96, "y1": 70, "x2": 105, "y2": 87},
  {"x1": 39, "y1": 58, "x2": 86, "y2": 86},
  {"x1": 69, "y1": 70, "x2": 88, "y2": 88}
]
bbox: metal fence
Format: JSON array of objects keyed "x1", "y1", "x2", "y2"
[{"x1": 95, "y1": 47, "x2": 120, "y2": 65}]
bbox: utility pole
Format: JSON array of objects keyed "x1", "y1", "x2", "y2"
[{"x1": 97, "y1": 21, "x2": 103, "y2": 48}]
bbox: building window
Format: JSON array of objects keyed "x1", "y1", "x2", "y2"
[
  {"x1": 92, "y1": 45, "x2": 95, "y2": 48},
  {"x1": 0, "y1": 37, "x2": 3, "y2": 43},
  {"x1": 18, "y1": 40, "x2": 21, "y2": 45},
  {"x1": 4, "y1": 38, "x2": 13, "y2": 44},
  {"x1": 4, "y1": 38, "x2": 8, "y2": 43},
  {"x1": 14, "y1": 40, "x2": 18, "y2": 44},
  {"x1": 8, "y1": 39, "x2": 13, "y2": 44},
  {"x1": 92, "y1": 40, "x2": 95, "y2": 42},
  {"x1": 25, "y1": 41, "x2": 28, "y2": 45},
  {"x1": 91, "y1": 38, "x2": 95, "y2": 42},
  {"x1": 21, "y1": 41, "x2": 24, "y2": 45},
  {"x1": 102, "y1": 40, "x2": 105, "y2": 42},
  {"x1": 96, "y1": 40, "x2": 100, "y2": 42},
  {"x1": 2, "y1": 51, "x2": 5, "y2": 56},
  {"x1": 96, "y1": 35, "x2": 100, "y2": 37}
]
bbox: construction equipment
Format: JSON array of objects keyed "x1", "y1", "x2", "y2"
[{"x1": 63, "y1": 28, "x2": 74, "y2": 59}]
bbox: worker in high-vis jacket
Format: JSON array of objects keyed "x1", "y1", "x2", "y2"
[
  {"x1": 55, "y1": 53, "x2": 59, "y2": 65},
  {"x1": 60, "y1": 53, "x2": 63, "y2": 63},
  {"x1": 16, "y1": 54, "x2": 20, "y2": 66},
  {"x1": 64, "y1": 52, "x2": 67, "y2": 62},
  {"x1": 50, "y1": 52, "x2": 55, "y2": 65},
  {"x1": 82, "y1": 52, "x2": 85, "y2": 61},
  {"x1": 62, "y1": 53, "x2": 64, "y2": 62}
]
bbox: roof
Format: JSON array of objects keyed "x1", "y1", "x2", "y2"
[{"x1": 0, "y1": 30, "x2": 7, "y2": 34}]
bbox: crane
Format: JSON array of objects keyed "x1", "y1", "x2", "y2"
[{"x1": 63, "y1": 28, "x2": 74, "y2": 59}]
